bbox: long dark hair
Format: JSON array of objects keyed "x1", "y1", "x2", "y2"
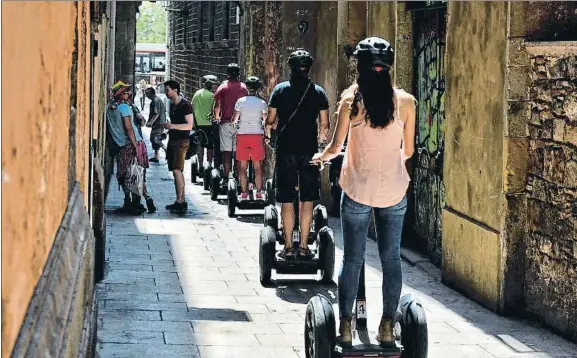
[{"x1": 349, "y1": 68, "x2": 395, "y2": 129}]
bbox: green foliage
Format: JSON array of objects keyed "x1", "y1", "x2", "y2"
[{"x1": 136, "y1": 2, "x2": 167, "y2": 44}]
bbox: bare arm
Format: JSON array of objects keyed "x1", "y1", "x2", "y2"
[
  {"x1": 214, "y1": 100, "x2": 222, "y2": 122},
  {"x1": 167, "y1": 113, "x2": 194, "y2": 131},
  {"x1": 318, "y1": 99, "x2": 351, "y2": 161},
  {"x1": 147, "y1": 112, "x2": 159, "y2": 127},
  {"x1": 402, "y1": 98, "x2": 417, "y2": 159},
  {"x1": 317, "y1": 109, "x2": 330, "y2": 145},
  {"x1": 265, "y1": 107, "x2": 277, "y2": 138},
  {"x1": 232, "y1": 110, "x2": 240, "y2": 124},
  {"x1": 122, "y1": 116, "x2": 138, "y2": 148}
]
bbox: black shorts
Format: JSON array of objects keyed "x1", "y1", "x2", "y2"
[
  {"x1": 275, "y1": 153, "x2": 320, "y2": 203},
  {"x1": 196, "y1": 125, "x2": 215, "y2": 149}
]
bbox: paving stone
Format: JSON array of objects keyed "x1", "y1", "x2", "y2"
[
  {"x1": 104, "y1": 300, "x2": 187, "y2": 312},
  {"x1": 106, "y1": 283, "x2": 182, "y2": 294},
  {"x1": 98, "y1": 291, "x2": 158, "y2": 302},
  {"x1": 159, "y1": 294, "x2": 238, "y2": 304},
  {"x1": 162, "y1": 308, "x2": 251, "y2": 322},
  {"x1": 97, "y1": 343, "x2": 200, "y2": 357},
  {"x1": 256, "y1": 334, "x2": 305, "y2": 348},
  {"x1": 100, "y1": 318, "x2": 193, "y2": 333},
  {"x1": 249, "y1": 313, "x2": 303, "y2": 324},
  {"x1": 106, "y1": 263, "x2": 153, "y2": 272},
  {"x1": 99, "y1": 309, "x2": 161, "y2": 321},
  {"x1": 185, "y1": 302, "x2": 271, "y2": 315},
  {"x1": 191, "y1": 321, "x2": 283, "y2": 335},
  {"x1": 165, "y1": 332, "x2": 260, "y2": 346},
  {"x1": 197, "y1": 346, "x2": 299, "y2": 358},
  {"x1": 98, "y1": 330, "x2": 164, "y2": 344}
]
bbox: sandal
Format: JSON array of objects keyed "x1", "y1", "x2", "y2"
[
  {"x1": 298, "y1": 247, "x2": 313, "y2": 258},
  {"x1": 280, "y1": 247, "x2": 295, "y2": 259}
]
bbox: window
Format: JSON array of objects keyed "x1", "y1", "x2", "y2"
[
  {"x1": 151, "y1": 54, "x2": 166, "y2": 72},
  {"x1": 223, "y1": 1, "x2": 230, "y2": 39}
]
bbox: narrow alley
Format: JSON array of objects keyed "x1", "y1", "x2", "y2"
[
  {"x1": 4, "y1": 2, "x2": 577, "y2": 358},
  {"x1": 95, "y1": 107, "x2": 577, "y2": 358}
]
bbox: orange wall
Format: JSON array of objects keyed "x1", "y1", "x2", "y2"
[{"x1": 1, "y1": 2, "x2": 92, "y2": 356}]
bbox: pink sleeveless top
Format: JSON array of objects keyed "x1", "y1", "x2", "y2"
[{"x1": 339, "y1": 89, "x2": 411, "y2": 208}]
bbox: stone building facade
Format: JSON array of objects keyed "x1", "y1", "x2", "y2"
[
  {"x1": 165, "y1": 1, "x2": 242, "y2": 99},
  {"x1": 165, "y1": 1, "x2": 577, "y2": 341}
]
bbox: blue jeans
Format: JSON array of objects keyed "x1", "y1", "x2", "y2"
[{"x1": 338, "y1": 193, "x2": 407, "y2": 319}]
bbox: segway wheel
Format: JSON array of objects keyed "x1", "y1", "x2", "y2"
[
  {"x1": 265, "y1": 179, "x2": 275, "y2": 205},
  {"x1": 304, "y1": 294, "x2": 336, "y2": 358},
  {"x1": 210, "y1": 169, "x2": 221, "y2": 201},
  {"x1": 203, "y1": 163, "x2": 212, "y2": 191},
  {"x1": 318, "y1": 227, "x2": 335, "y2": 283},
  {"x1": 263, "y1": 205, "x2": 278, "y2": 229},
  {"x1": 259, "y1": 226, "x2": 276, "y2": 286},
  {"x1": 190, "y1": 155, "x2": 198, "y2": 184},
  {"x1": 227, "y1": 179, "x2": 237, "y2": 218},
  {"x1": 396, "y1": 294, "x2": 428, "y2": 358},
  {"x1": 313, "y1": 205, "x2": 329, "y2": 234}
]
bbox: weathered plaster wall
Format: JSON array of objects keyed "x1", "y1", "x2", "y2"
[
  {"x1": 314, "y1": 1, "x2": 339, "y2": 207},
  {"x1": 1, "y1": 2, "x2": 94, "y2": 355},
  {"x1": 441, "y1": 1, "x2": 508, "y2": 309}
]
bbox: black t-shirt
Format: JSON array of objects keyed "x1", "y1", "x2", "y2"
[
  {"x1": 268, "y1": 80, "x2": 329, "y2": 155},
  {"x1": 169, "y1": 98, "x2": 193, "y2": 140}
]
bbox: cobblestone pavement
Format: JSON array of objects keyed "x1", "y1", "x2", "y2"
[{"x1": 96, "y1": 122, "x2": 577, "y2": 358}]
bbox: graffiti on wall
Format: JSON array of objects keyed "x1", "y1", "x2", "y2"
[{"x1": 412, "y1": 7, "x2": 447, "y2": 265}]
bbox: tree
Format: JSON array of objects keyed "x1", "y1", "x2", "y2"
[{"x1": 136, "y1": 2, "x2": 167, "y2": 44}]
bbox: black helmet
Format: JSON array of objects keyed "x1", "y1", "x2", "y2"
[
  {"x1": 203, "y1": 75, "x2": 218, "y2": 88},
  {"x1": 353, "y1": 37, "x2": 394, "y2": 70},
  {"x1": 226, "y1": 63, "x2": 240, "y2": 78},
  {"x1": 245, "y1": 76, "x2": 261, "y2": 91},
  {"x1": 287, "y1": 49, "x2": 313, "y2": 68}
]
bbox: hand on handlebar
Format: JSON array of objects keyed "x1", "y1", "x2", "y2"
[{"x1": 310, "y1": 152, "x2": 330, "y2": 171}]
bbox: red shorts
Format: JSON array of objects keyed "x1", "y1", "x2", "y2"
[{"x1": 236, "y1": 134, "x2": 265, "y2": 161}]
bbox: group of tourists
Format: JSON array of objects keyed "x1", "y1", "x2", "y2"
[{"x1": 105, "y1": 36, "x2": 417, "y2": 348}]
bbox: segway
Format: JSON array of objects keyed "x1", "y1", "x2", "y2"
[
  {"x1": 304, "y1": 263, "x2": 428, "y2": 358},
  {"x1": 186, "y1": 131, "x2": 200, "y2": 184},
  {"x1": 258, "y1": 177, "x2": 335, "y2": 286},
  {"x1": 227, "y1": 158, "x2": 274, "y2": 217}
]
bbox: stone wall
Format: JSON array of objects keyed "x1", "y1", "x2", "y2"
[
  {"x1": 524, "y1": 43, "x2": 577, "y2": 341},
  {"x1": 167, "y1": 1, "x2": 241, "y2": 99},
  {"x1": 115, "y1": 2, "x2": 139, "y2": 85}
]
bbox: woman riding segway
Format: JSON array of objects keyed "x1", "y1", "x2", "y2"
[
  {"x1": 231, "y1": 76, "x2": 268, "y2": 201},
  {"x1": 310, "y1": 36, "x2": 422, "y2": 351}
]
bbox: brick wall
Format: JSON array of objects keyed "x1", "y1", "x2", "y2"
[
  {"x1": 525, "y1": 47, "x2": 577, "y2": 341},
  {"x1": 167, "y1": 1, "x2": 241, "y2": 99}
]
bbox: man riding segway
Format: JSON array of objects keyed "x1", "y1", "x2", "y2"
[
  {"x1": 191, "y1": 74, "x2": 218, "y2": 185},
  {"x1": 265, "y1": 49, "x2": 331, "y2": 259}
]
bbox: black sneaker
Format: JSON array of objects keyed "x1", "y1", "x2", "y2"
[
  {"x1": 170, "y1": 201, "x2": 187, "y2": 214},
  {"x1": 149, "y1": 157, "x2": 159, "y2": 163},
  {"x1": 146, "y1": 197, "x2": 157, "y2": 213},
  {"x1": 165, "y1": 201, "x2": 179, "y2": 210},
  {"x1": 114, "y1": 198, "x2": 132, "y2": 214}
]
